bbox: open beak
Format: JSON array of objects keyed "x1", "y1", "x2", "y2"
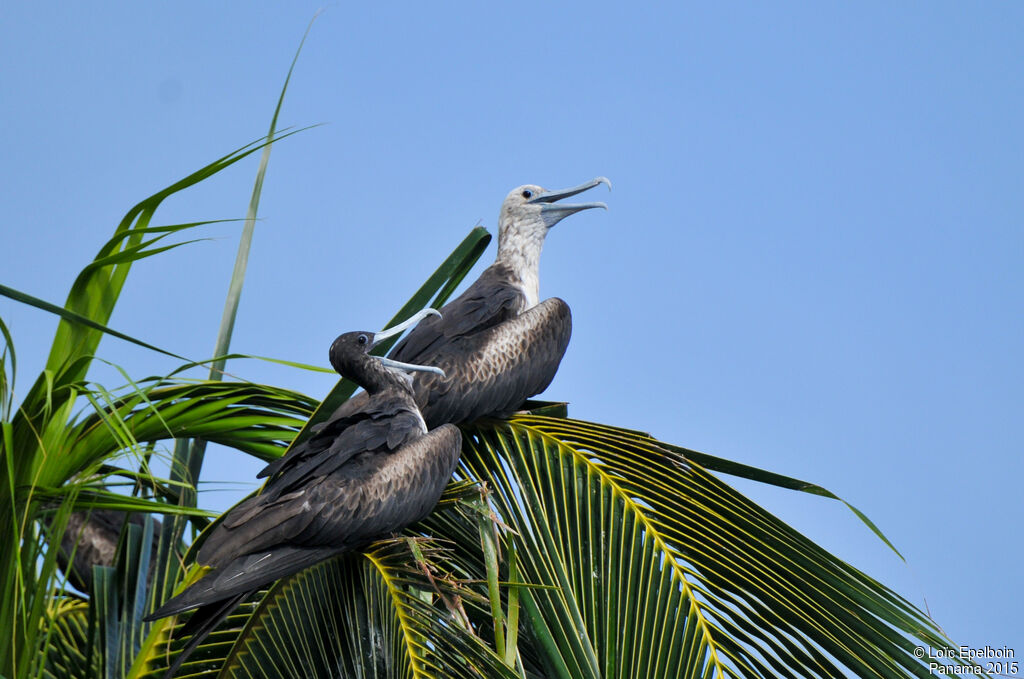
[{"x1": 527, "y1": 176, "x2": 611, "y2": 228}]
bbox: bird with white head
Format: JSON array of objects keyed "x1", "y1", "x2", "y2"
[{"x1": 381, "y1": 176, "x2": 611, "y2": 426}]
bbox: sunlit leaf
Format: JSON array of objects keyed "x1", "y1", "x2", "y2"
[
  {"x1": 219, "y1": 540, "x2": 518, "y2": 679},
  {"x1": 442, "y1": 416, "x2": 960, "y2": 679}
]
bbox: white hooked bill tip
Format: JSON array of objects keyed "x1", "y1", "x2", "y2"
[
  {"x1": 371, "y1": 307, "x2": 442, "y2": 346},
  {"x1": 528, "y1": 176, "x2": 612, "y2": 204}
]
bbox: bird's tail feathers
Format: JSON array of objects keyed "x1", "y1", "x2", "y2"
[{"x1": 146, "y1": 545, "x2": 346, "y2": 621}]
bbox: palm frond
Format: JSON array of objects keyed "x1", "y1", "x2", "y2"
[
  {"x1": 0, "y1": 128, "x2": 307, "y2": 677},
  {"x1": 442, "y1": 416, "x2": 964, "y2": 679},
  {"x1": 34, "y1": 597, "x2": 96, "y2": 679},
  {"x1": 217, "y1": 540, "x2": 518, "y2": 679},
  {"x1": 0, "y1": 316, "x2": 16, "y2": 422},
  {"x1": 593, "y1": 420, "x2": 904, "y2": 558}
]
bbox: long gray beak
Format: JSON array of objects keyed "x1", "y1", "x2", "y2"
[
  {"x1": 528, "y1": 177, "x2": 611, "y2": 228},
  {"x1": 371, "y1": 307, "x2": 441, "y2": 347},
  {"x1": 373, "y1": 355, "x2": 446, "y2": 378}
]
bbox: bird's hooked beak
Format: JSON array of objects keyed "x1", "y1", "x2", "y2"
[
  {"x1": 370, "y1": 307, "x2": 440, "y2": 347},
  {"x1": 528, "y1": 176, "x2": 611, "y2": 228},
  {"x1": 373, "y1": 355, "x2": 446, "y2": 378},
  {"x1": 369, "y1": 308, "x2": 447, "y2": 377}
]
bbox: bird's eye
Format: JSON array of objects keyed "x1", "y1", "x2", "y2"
[
  {"x1": 521, "y1": 189, "x2": 533, "y2": 199},
  {"x1": 357, "y1": 334, "x2": 368, "y2": 346}
]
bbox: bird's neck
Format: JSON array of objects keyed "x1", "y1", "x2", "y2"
[
  {"x1": 355, "y1": 359, "x2": 415, "y2": 396},
  {"x1": 496, "y1": 229, "x2": 545, "y2": 309}
]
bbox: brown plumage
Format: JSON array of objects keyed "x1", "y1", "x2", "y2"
[
  {"x1": 144, "y1": 310, "x2": 460, "y2": 676},
  {"x1": 399, "y1": 284, "x2": 572, "y2": 426},
  {"x1": 345, "y1": 178, "x2": 609, "y2": 428},
  {"x1": 55, "y1": 509, "x2": 160, "y2": 593}
]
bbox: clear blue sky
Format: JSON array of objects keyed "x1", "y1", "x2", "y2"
[{"x1": 2, "y1": 1, "x2": 1020, "y2": 660}]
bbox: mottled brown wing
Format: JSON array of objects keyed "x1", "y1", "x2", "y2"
[
  {"x1": 256, "y1": 410, "x2": 363, "y2": 480},
  {"x1": 258, "y1": 394, "x2": 421, "y2": 487},
  {"x1": 294, "y1": 424, "x2": 462, "y2": 545},
  {"x1": 391, "y1": 263, "x2": 526, "y2": 364},
  {"x1": 197, "y1": 425, "x2": 460, "y2": 570},
  {"x1": 414, "y1": 298, "x2": 571, "y2": 427},
  {"x1": 166, "y1": 426, "x2": 461, "y2": 617},
  {"x1": 56, "y1": 510, "x2": 160, "y2": 593}
]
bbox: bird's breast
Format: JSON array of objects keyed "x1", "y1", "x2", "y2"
[{"x1": 518, "y1": 272, "x2": 540, "y2": 309}]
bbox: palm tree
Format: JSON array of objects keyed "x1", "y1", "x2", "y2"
[{"x1": 2, "y1": 48, "x2": 974, "y2": 679}]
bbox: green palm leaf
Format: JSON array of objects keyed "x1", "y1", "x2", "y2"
[
  {"x1": 214, "y1": 540, "x2": 514, "y2": 679},
  {"x1": 0, "y1": 129, "x2": 305, "y2": 678},
  {"x1": 139, "y1": 599, "x2": 258, "y2": 679},
  {"x1": 36, "y1": 517, "x2": 163, "y2": 679},
  {"x1": 35, "y1": 597, "x2": 97, "y2": 679},
  {"x1": 143, "y1": 540, "x2": 516, "y2": 679},
  {"x1": 442, "y1": 416, "x2": 966, "y2": 679},
  {"x1": 68, "y1": 380, "x2": 316, "y2": 470}
]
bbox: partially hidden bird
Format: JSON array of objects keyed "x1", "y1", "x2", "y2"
[
  {"x1": 54, "y1": 509, "x2": 160, "y2": 593},
  {"x1": 145, "y1": 308, "x2": 461, "y2": 676},
  {"x1": 344, "y1": 177, "x2": 610, "y2": 428}
]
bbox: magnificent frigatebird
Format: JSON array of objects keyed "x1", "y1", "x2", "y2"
[
  {"x1": 381, "y1": 177, "x2": 610, "y2": 427},
  {"x1": 54, "y1": 509, "x2": 160, "y2": 593},
  {"x1": 145, "y1": 308, "x2": 461, "y2": 675}
]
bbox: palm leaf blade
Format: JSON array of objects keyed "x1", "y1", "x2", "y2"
[
  {"x1": 453, "y1": 421, "x2": 732, "y2": 679},
  {"x1": 475, "y1": 416, "x2": 964, "y2": 678},
  {"x1": 219, "y1": 541, "x2": 517, "y2": 679},
  {"x1": 34, "y1": 597, "x2": 96, "y2": 679}
]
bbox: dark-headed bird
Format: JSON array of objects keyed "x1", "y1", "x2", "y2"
[
  {"x1": 145, "y1": 308, "x2": 461, "y2": 676},
  {"x1": 385, "y1": 177, "x2": 610, "y2": 427}
]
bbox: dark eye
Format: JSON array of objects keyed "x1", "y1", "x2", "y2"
[
  {"x1": 357, "y1": 334, "x2": 368, "y2": 346},
  {"x1": 521, "y1": 189, "x2": 533, "y2": 199}
]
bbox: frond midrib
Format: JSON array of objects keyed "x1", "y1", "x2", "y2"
[
  {"x1": 363, "y1": 550, "x2": 430, "y2": 679},
  {"x1": 504, "y1": 419, "x2": 732, "y2": 679}
]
